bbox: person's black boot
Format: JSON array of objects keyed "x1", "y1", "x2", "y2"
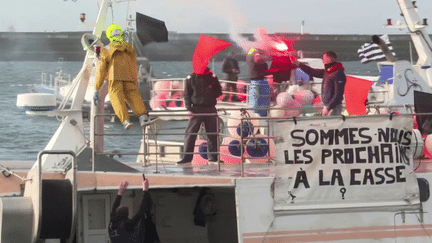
[{"x1": 176, "y1": 159, "x2": 191, "y2": 165}]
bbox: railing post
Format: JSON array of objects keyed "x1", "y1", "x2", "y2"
[
  {"x1": 240, "y1": 117, "x2": 245, "y2": 177},
  {"x1": 217, "y1": 114, "x2": 221, "y2": 171}
]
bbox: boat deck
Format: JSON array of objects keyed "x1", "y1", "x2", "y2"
[{"x1": 131, "y1": 161, "x2": 275, "y2": 178}]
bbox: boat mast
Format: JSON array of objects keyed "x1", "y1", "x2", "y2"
[
  {"x1": 397, "y1": 0, "x2": 432, "y2": 87},
  {"x1": 32, "y1": 0, "x2": 114, "y2": 171}
]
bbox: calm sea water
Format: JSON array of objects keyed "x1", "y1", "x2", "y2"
[{"x1": 0, "y1": 60, "x2": 379, "y2": 162}]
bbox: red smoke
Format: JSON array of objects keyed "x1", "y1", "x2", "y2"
[{"x1": 246, "y1": 27, "x2": 298, "y2": 58}]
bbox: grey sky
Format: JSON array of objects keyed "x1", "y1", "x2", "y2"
[{"x1": 3, "y1": 0, "x2": 432, "y2": 35}]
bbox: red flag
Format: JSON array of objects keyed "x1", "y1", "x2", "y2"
[
  {"x1": 192, "y1": 35, "x2": 231, "y2": 75},
  {"x1": 344, "y1": 75, "x2": 374, "y2": 115}
]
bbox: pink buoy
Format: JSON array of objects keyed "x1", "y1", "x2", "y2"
[
  {"x1": 294, "y1": 90, "x2": 315, "y2": 105},
  {"x1": 236, "y1": 80, "x2": 247, "y2": 93},
  {"x1": 172, "y1": 80, "x2": 184, "y2": 90},
  {"x1": 168, "y1": 92, "x2": 184, "y2": 107},
  {"x1": 276, "y1": 92, "x2": 293, "y2": 107},
  {"x1": 220, "y1": 137, "x2": 244, "y2": 164},
  {"x1": 423, "y1": 134, "x2": 432, "y2": 159},
  {"x1": 149, "y1": 93, "x2": 169, "y2": 109},
  {"x1": 424, "y1": 134, "x2": 432, "y2": 157},
  {"x1": 153, "y1": 80, "x2": 171, "y2": 96},
  {"x1": 244, "y1": 135, "x2": 275, "y2": 164},
  {"x1": 236, "y1": 80, "x2": 247, "y2": 102},
  {"x1": 217, "y1": 82, "x2": 227, "y2": 101},
  {"x1": 192, "y1": 139, "x2": 208, "y2": 165}
]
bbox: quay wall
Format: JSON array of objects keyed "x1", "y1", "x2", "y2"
[{"x1": 0, "y1": 31, "x2": 419, "y2": 62}]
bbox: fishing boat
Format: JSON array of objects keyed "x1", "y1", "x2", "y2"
[{"x1": 4, "y1": 0, "x2": 432, "y2": 242}]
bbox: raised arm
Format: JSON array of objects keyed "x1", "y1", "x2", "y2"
[
  {"x1": 110, "y1": 181, "x2": 128, "y2": 222},
  {"x1": 125, "y1": 177, "x2": 151, "y2": 232},
  {"x1": 298, "y1": 63, "x2": 325, "y2": 79}
]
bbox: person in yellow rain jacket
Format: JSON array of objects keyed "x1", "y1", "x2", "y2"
[{"x1": 94, "y1": 24, "x2": 152, "y2": 130}]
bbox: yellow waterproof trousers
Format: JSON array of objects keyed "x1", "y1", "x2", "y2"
[{"x1": 109, "y1": 80, "x2": 146, "y2": 123}]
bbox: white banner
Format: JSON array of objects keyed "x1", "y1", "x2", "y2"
[{"x1": 273, "y1": 115, "x2": 420, "y2": 212}]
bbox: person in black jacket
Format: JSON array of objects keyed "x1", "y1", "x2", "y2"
[
  {"x1": 177, "y1": 67, "x2": 223, "y2": 164},
  {"x1": 292, "y1": 51, "x2": 346, "y2": 116},
  {"x1": 109, "y1": 177, "x2": 159, "y2": 243},
  {"x1": 221, "y1": 51, "x2": 240, "y2": 102}
]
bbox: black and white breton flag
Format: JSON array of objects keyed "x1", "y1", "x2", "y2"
[{"x1": 357, "y1": 35, "x2": 396, "y2": 64}]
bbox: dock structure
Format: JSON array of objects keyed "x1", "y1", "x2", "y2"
[{"x1": 0, "y1": 31, "x2": 420, "y2": 62}]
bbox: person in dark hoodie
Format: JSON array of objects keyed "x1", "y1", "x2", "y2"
[
  {"x1": 109, "y1": 177, "x2": 160, "y2": 243},
  {"x1": 177, "y1": 67, "x2": 222, "y2": 164},
  {"x1": 292, "y1": 51, "x2": 346, "y2": 116},
  {"x1": 94, "y1": 24, "x2": 152, "y2": 130},
  {"x1": 221, "y1": 51, "x2": 240, "y2": 102}
]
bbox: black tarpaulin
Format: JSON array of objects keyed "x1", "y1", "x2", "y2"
[
  {"x1": 414, "y1": 90, "x2": 432, "y2": 135},
  {"x1": 136, "y1": 12, "x2": 168, "y2": 46}
]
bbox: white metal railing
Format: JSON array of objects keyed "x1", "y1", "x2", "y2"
[
  {"x1": 92, "y1": 109, "x2": 278, "y2": 176},
  {"x1": 40, "y1": 71, "x2": 72, "y2": 91},
  {"x1": 148, "y1": 78, "x2": 251, "y2": 109},
  {"x1": 91, "y1": 104, "x2": 426, "y2": 176}
]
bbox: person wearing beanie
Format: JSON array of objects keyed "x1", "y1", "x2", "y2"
[
  {"x1": 292, "y1": 50, "x2": 346, "y2": 116},
  {"x1": 94, "y1": 24, "x2": 152, "y2": 130}
]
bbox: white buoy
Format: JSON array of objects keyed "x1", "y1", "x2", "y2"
[
  {"x1": 16, "y1": 93, "x2": 56, "y2": 112},
  {"x1": 412, "y1": 129, "x2": 424, "y2": 159}
]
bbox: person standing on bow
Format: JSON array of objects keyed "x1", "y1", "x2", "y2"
[
  {"x1": 109, "y1": 176, "x2": 160, "y2": 243},
  {"x1": 292, "y1": 50, "x2": 346, "y2": 116},
  {"x1": 176, "y1": 35, "x2": 230, "y2": 164},
  {"x1": 221, "y1": 51, "x2": 240, "y2": 102},
  {"x1": 94, "y1": 24, "x2": 152, "y2": 130},
  {"x1": 177, "y1": 67, "x2": 222, "y2": 164}
]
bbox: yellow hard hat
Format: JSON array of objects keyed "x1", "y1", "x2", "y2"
[{"x1": 106, "y1": 24, "x2": 124, "y2": 42}]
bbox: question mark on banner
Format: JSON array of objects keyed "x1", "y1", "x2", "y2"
[{"x1": 340, "y1": 187, "x2": 346, "y2": 199}]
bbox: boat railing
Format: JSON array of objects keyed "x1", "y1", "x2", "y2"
[
  {"x1": 40, "y1": 71, "x2": 72, "y2": 93},
  {"x1": 92, "y1": 108, "x2": 278, "y2": 177},
  {"x1": 91, "y1": 104, "x2": 425, "y2": 176},
  {"x1": 54, "y1": 71, "x2": 72, "y2": 87},
  {"x1": 148, "y1": 77, "x2": 327, "y2": 109},
  {"x1": 149, "y1": 78, "x2": 251, "y2": 108},
  {"x1": 40, "y1": 73, "x2": 53, "y2": 87}
]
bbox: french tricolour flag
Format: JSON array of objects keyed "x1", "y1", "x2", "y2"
[{"x1": 358, "y1": 34, "x2": 396, "y2": 64}]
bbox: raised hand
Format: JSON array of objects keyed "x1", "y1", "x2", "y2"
[{"x1": 118, "y1": 181, "x2": 129, "y2": 195}]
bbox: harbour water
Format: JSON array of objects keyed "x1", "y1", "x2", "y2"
[{"x1": 0, "y1": 60, "x2": 379, "y2": 162}]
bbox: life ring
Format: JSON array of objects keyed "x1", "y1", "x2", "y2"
[
  {"x1": 244, "y1": 135, "x2": 275, "y2": 164},
  {"x1": 227, "y1": 110, "x2": 259, "y2": 138},
  {"x1": 220, "y1": 137, "x2": 244, "y2": 164}
]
